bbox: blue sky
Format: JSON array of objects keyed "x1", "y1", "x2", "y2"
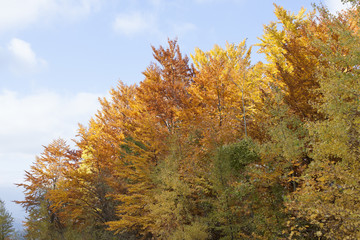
[{"x1": 0, "y1": 0, "x2": 349, "y2": 230}]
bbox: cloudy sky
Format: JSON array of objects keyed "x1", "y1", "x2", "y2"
[{"x1": 0, "y1": 0, "x2": 349, "y2": 229}]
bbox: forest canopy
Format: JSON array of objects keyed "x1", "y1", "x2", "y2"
[{"x1": 16, "y1": 2, "x2": 360, "y2": 239}]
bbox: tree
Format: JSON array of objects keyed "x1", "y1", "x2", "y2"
[
  {"x1": 210, "y1": 140, "x2": 258, "y2": 239},
  {"x1": 288, "y1": 5, "x2": 360, "y2": 239},
  {"x1": 137, "y1": 38, "x2": 195, "y2": 135},
  {"x1": 147, "y1": 140, "x2": 208, "y2": 240},
  {"x1": 16, "y1": 3, "x2": 360, "y2": 238},
  {"x1": 188, "y1": 40, "x2": 267, "y2": 159},
  {"x1": 0, "y1": 199, "x2": 14, "y2": 240},
  {"x1": 16, "y1": 139, "x2": 78, "y2": 238},
  {"x1": 48, "y1": 120, "x2": 122, "y2": 238},
  {"x1": 258, "y1": 4, "x2": 322, "y2": 120},
  {"x1": 24, "y1": 200, "x2": 61, "y2": 240},
  {"x1": 341, "y1": 0, "x2": 359, "y2": 5},
  {"x1": 107, "y1": 40, "x2": 196, "y2": 238},
  {"x1": 104, "y1": 83, "x2": 157, "y2": 238},
  {"x1": 256, "y1": 5, "x2": 323, "y2": 237}
]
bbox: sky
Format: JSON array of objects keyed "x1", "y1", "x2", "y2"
[{"x1": 0, "y1": 0, "x2": 350, "y2": 230}]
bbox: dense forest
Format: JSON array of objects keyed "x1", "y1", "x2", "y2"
[{"x1": 15, "y1": 1, "x2": 360, "y2": 239}]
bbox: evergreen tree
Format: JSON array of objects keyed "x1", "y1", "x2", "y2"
[{"x1": 0, "y1": 199, "x2": 14, "y2": 240}]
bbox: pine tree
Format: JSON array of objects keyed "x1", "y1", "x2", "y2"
[{"x1": 0, "y1": 199, "x2": 14, "y2": 240}]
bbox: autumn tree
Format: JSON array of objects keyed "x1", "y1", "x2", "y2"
[
  {"x1": 107, "y1": 40, "x2": 196, "y2": 238},
  {"x1": 288, "y1": 4, "x2": 360, "y2": 239},
  {"x1": 136, "y1": 38, "x2": 195, "y2": 162},
  {"x1": 190, "y1": 40, "x2": 257, "y2": 147},
  {"x1": 16, "y1": 3, "x2": 360, "y2": 239},
  {"x1": 342, "y1": 0, "x2": 359, "y2": 5},
  {"x1": 139, "y1": 39, "x2": 194, "y2": 124},
  {"x1": 258, "y1": 4, "x2": 321, "y2": 120},
  {"x1": 103, "y1": 84, "x2": 158, "y2": 238},
  {"x1": 49, "y1": 84, "x2": 140, "y2": 238},
  {"x1": 16, "y1": 139, "x2": 78, "y2": 239},
  {"x1": 47, "y1": 119, "x2": 123, "y2": 239},
  {"x1": 255, "y1": 5, "x2": 324, "y2": 238}
]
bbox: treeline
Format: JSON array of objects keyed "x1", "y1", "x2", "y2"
[{"x1": 16, "y1": 2, "x2": 360, "y2": 240}]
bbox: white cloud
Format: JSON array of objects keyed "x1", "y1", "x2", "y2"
[
  {"x1": 0, "y1": 89, "x2": 104, "y2": 227},
  {"x1": 326, "y1": 0, "x2": 351, "y2": 14},
  {"x1": 0, "y1": 89, "x2": 101, "y2": 139},
  {"x1": 0, "y1": 89, "x2": 103, "y2": 175},
  {"x1": 0, "y1": 152, "x2": 33, "y2": 186},
  {"x1": 113, "y1": 11, "x2": 157, "y2": 36},
  {"x1": 0, "y1": 0, "x2": 100, "y2": 33},
  {"x1": 7, "y1": 38, "x2": 47, "y2": 74},
  {"x1": 112, "y1": 10, "x2": 196, "y2": 40}
]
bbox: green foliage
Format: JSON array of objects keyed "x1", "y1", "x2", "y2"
[
  {"x1": 147, "y1": 138, "x2": 209, "y2": 239},
  {"x1": 0, "y1": 199, "x2": 14, "y2": 240},
  {"x1": 24, "y1": 200, "x2": 62, "y2": 240},
  {"x1": 265, "y1": 86, "x2": 308, "y2": 152},
  {"x1": 170, "y1": 219, "x2": 208, "y2": 240},
  {"x1": 220, "y1": 139, "x2": 259, "y2": 173}
]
